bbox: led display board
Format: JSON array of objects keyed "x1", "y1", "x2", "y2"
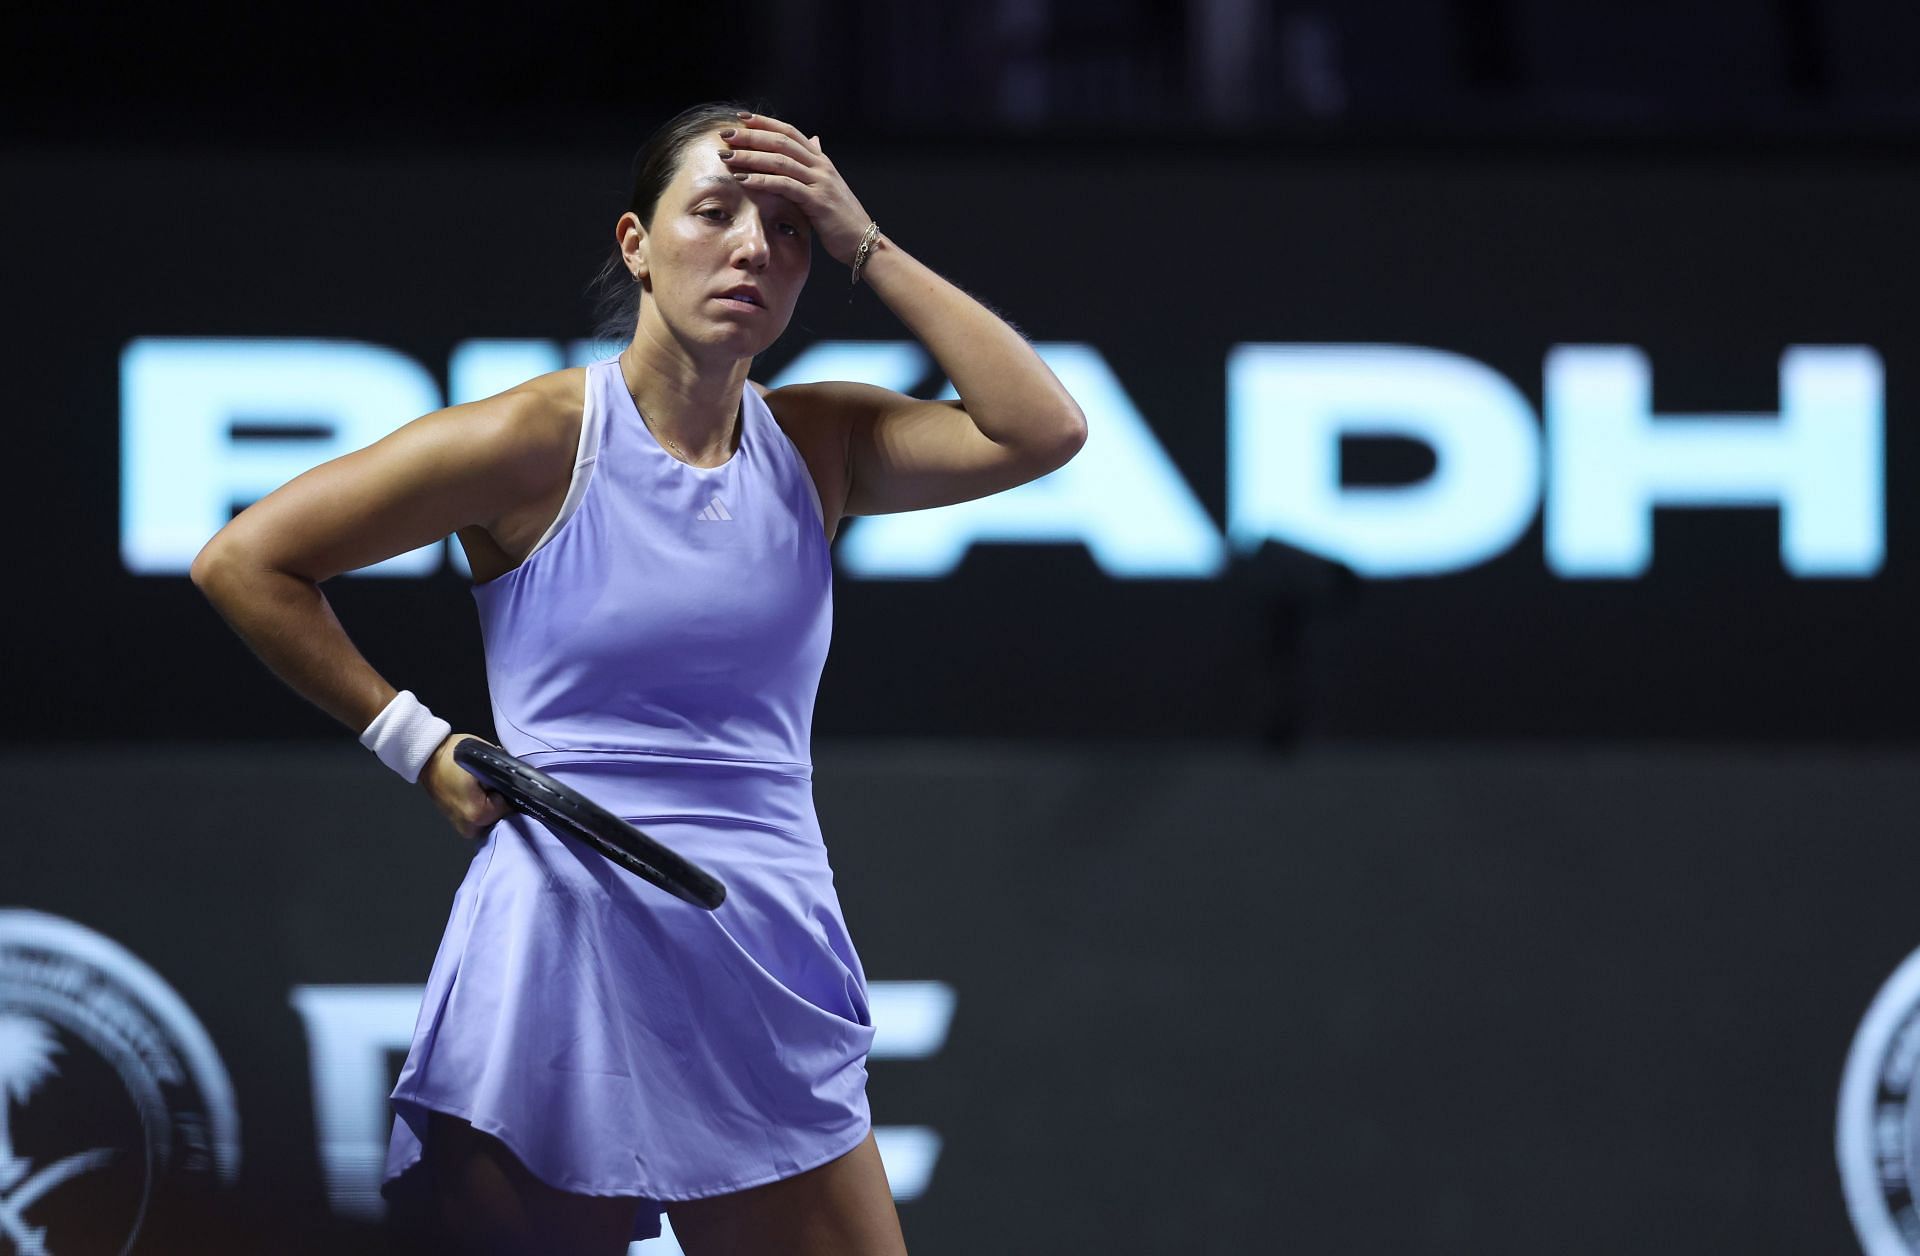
[{"x1": 9, "y1": 142, "x2": 1919, "y2": 741}]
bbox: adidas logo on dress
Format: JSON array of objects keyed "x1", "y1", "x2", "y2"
[{"x1": 695, "y1": 496, "x2": 733, "y2": 522}]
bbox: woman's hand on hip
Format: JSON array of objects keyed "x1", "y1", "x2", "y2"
[
  {"x1": 721, "y1": 112, "x2": 874, "y2": 266},
  {"x1": 419, "y1": 735, "x2": 511, "y2": 841}
]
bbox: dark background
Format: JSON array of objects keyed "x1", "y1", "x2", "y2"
[
  {"x1": 10, "y1": 743, "x2": 1911, "y2": 1254},
  {"x1": 7, "y1": 2, "x2": 1920, "y2": 1253}
]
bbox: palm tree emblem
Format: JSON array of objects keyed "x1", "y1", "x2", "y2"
[
  {"x1": 0, "y1": 1015, "x2": 60, "y2": 1196},
  {"x1": 0, "y1": 1013, "x2": 116, "y2": 1256}
]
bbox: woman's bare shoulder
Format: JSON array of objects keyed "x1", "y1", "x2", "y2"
[
  {"x1": 453, "y1": 367, "x2": 589, "y2": 577},
  {"x1": 449, "y1": 366, "x2": 587, "y2": 501},
  {"x1": 498, "y1": 366, "x2": 588, "y2": 452},
  {"x1": 759, "y1": 380, "x2": 849, "y2": 540}
]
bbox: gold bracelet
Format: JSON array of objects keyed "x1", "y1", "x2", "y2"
[{"x1": 849, "y1": 221, "x2": 880, "y2": 286}]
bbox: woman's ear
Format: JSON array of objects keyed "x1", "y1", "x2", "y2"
[{"x1": 617, "y1": 212, "x2": 650, "y2": 286}]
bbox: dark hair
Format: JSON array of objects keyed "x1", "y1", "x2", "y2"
[{"x1": 585, "y1": 101, "x2": 757, "y2": 350}]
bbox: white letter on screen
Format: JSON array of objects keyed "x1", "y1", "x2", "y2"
[
  {"x1": 121, "y1": 338, "x2": 444, "y2": 576},
  {"x1": 287, "y1": 985, "x2": 426, "y2": 1221},
  {"x1": 1545, "y1": 345, "x2": 1884, "y2": 577},
  {"x1": 837, "y1": 343, "x2": 1225, "y2": 578},
  {"x1": 1226, "y1": 344, "x2": 1541, "y2": 576},
  {"x1": 866, "y1": 980, "x2": 957, "y2": 1202}
]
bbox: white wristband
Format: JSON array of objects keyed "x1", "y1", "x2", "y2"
[{"x1": 359, "y1": 690, "x2": 453, "y2": 784}]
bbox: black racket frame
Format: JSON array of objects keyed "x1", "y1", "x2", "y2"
[{"x1": 453, "y1": 739, "x2": 727, "y2": 911}]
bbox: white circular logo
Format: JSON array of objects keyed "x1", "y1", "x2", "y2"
[
  {"x1": 0, "y1": 910, "x2": 239, "y2": 1255},
  {"x1": 1839, "y1": 945, "x2": 1920, "y2": 1255}
]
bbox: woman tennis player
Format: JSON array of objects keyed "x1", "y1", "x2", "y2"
[{"x1": 190, "y1": 102, "x2": 1084, "y2": 1254}]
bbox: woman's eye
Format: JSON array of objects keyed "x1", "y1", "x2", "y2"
[
  {"x1": 778, "y1": 222, "x2": 801, "y2": 237},
  {"x1": 698, "y1": 208, "x2": 727, "y2": 221}
]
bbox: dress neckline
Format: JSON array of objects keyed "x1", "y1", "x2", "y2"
[{"x1": 613, "y1": 360, "x2": 748, "y2": 473}]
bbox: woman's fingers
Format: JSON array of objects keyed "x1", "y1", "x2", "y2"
[
  {"x1": 723, "y1": 124, "x2": 818, "y2": 167},
  {"x1": 457, "y1": 787, "x2": 507, "y2": 840},
  {"x1": 721, "y1": 146, "x2": 818, "y2": 185},
  {"x1": 738, "y1": 111, "x2": 813, "y2": 150},
  {"x1": 730, "y1": 113, "x2": 867, "y2": 263},
  {"x1": 453, "y1": 791, "x2": 506, "y2": 841},
  {"x1": 420, "y1": 733, "x2": 512, "y2": 840},
  {"x1": 727, "y1": 171, "x2": 818, "y2": 218}
]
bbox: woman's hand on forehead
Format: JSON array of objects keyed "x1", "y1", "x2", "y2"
[{"x1": 717, "y1": 112, "x2": 874, "y2": 267}]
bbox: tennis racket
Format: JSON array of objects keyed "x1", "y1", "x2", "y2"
[{"x1": 453, "y1": 738, "x2": 727, "y2": 911}]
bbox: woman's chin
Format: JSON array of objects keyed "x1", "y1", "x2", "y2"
[
  {"x1": 702, "y1": 318, "x2": 783, "y2": 357},
  {"x1": 651, "y1": 307, "x2": 787, "y2": 362}
]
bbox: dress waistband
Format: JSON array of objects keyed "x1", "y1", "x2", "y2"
[
  {"x1": 522, "y1": 752, "x2": 817, "y2": 834},
  {"x1": 519, "y1": 748, "x2": 812, "y2": 777}
]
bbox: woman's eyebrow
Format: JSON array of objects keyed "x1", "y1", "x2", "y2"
[{"x1": 688, "y1": 175, "x2": 737, "y2": 192}]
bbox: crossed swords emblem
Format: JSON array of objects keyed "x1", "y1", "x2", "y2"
[
  {"x1": 0, "y1": 1015, "x2": 120, "y2": 1256},
  {"x1": 0, "y1": 1151, "x2": 118, "y2": 1256}
]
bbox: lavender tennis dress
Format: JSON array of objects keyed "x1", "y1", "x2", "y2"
[{"x1": 380, "y1": 358, "x2": 874, "y2": 1243}]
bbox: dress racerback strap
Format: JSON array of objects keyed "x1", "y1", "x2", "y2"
[{"x1": 524, "y1": 369, "x2": 606, "y2": 563}]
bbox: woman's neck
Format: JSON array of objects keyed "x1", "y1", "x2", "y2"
[{"x1": 618, "y1": 326, "x2": 750, "y2": 466}]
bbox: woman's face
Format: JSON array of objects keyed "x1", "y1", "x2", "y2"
[{"x1": 625, "y1": 128, "x2": 813, "y2": 359}]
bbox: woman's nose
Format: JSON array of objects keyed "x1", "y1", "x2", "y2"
[{"x1": 732, "y1": 218, "x2": 771, "y2": 267}]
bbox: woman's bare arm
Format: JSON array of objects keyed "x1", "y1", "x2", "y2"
[
  {"x1": 190, "y1": 379, "x2": 574, "y2": 837},
  {"x1": 722, "y1": 113, "x2": 1086, "y2": 517}
]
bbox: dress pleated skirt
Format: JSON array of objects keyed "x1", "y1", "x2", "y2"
[{"x1": 380, "y1": 753, "x2": 876, "y2": 1243}]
